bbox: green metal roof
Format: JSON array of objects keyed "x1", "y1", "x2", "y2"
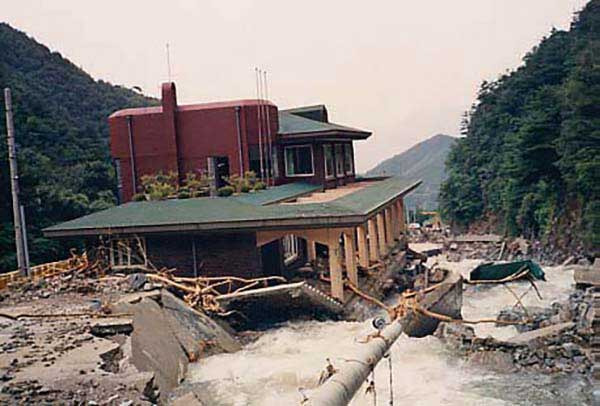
[
  {"x1": 278, "y1": 112, "x2": 371, "y2": 138},
  {"x1": 232, "y1": 182, "x2": 322, "y2": 205},
  {"x1": 44, "y1": 177, "x2": 421, "y2": 237},
  {"x1": 282, "y1": 105, "x2": 329, "y2": 123}
]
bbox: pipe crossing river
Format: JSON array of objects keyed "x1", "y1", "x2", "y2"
[{"x1": 304, "y1": 320, "x2": 404, "y2": 405}]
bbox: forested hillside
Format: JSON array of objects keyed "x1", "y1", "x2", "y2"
[
  {"x1": 0, "y1": 23, "x2": 157, "y2": 272},
  {"x1": 367, "y1": 134, "x2": 455, "y2": 210},
  {"x1": 440, "y1": 0, "x2": 600, "y2": 255}
]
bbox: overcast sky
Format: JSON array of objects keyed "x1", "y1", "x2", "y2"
[{"x1": 3, "y1": 0, "x2": 589, "y2": 171}]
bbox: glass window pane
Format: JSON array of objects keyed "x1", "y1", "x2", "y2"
[
  {"x1": 285, "y1": 146, "x2": 313, "y2": 176},
  {"x1": 344, "y1": 144, "x2": 354, "y2": 174},
  {"x1": 335, "y1": 144, "x2": 344, "y2": 176}
]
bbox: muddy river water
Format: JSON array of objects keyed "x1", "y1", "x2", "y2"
[{"x1": 187, "y1": 257, "x2": 593, "y2": 405}]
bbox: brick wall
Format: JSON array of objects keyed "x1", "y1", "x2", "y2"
[{"x1": 145, "y1": 232, "x2": 263, "y2": 279}]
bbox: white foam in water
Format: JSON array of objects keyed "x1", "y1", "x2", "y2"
[{"x1": 186, "y1": 259, "x2": 579, "y2": 405}]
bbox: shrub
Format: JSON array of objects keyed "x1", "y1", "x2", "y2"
[
  {"x1": 132, "y1": 193, "x2": 147, "y2": 201},
  {"x1": 217, "y1": 186, "x2": 234, "y2": 197},
  {"x1": 177, "y1": 187, "x2": 191, "y2": 199},
  {"x1": 253, "y1": 181, "x2": 266, "y2": 191}
]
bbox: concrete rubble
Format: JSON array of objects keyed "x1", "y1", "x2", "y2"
[
  {"x1": 434, "y1": 259, "x2": 599, "y2": 378},
  {"x1": 0, "y1": 272, "x2": 241, "y2": 405}
]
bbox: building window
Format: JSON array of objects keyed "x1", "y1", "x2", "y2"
[
  {"x1": 284, "y1": 145, "x2": 314, "y2": 177},
  {"x1": 324, "y1": 144, "x2": 335, "y2": 179},
  {"x1": 283, "y1": 235, "x2": 299, "y2": 264},
  {"x1": 344, "y1": 144, "x2": 354, "y2": 175},
  {"x1": 110, "y1": 237, "x2": 147, "y2": 268},
  {"x1": 335, "y1": 144, "x2": 344, "y2": 177}
]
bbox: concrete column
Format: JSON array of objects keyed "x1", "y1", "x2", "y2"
[
  {"x1": 307, "y1": 240, "x2": 317, "y2": 262},
  {"x1": 367, "y1": 218, "x2": 379, "y2": 263},
  {"x1": 397, "y1": 199, "x2": 406, "y2": 233},
  {"x1": 343, "y1": 231, "x2": 358, "y2": 286},
  {"x1": 356, "y1": 224, "x2": 369, "y2": 268},
  {"x1": 385, "y1": 208, "x2": 394, "y2": 248},
  {"x1": 328, "y1": 234, "x2": 344, "y2": 302},
  {"x1": 376, "y1": 212, "x2": 387, "y2": 257},
  {"x1": 393, "y1": 202, "x2": 401, "y2": 239},
  {"x1": 390, "y1": 203, "x2": 398, "y2": 240}
]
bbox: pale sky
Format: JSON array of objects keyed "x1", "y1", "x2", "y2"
[{"x1": 3, "y1": 0, "x2": 589, "y2": 172}]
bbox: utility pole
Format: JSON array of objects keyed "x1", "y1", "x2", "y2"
[{"x1": 4, "y1": 88, "x2": 28, "y2": 276}]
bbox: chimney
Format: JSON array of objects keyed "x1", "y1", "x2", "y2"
[{"x1": 161, "y1": 82, "x2": 181, "y2": 180}]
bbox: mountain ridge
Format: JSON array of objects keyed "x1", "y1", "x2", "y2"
[
  {"x1": 0, "y1": 23, "x2": 157, "y2": 271},
  {"x1": 367, "y1": 134, "x2": 456, "y2": 210}
]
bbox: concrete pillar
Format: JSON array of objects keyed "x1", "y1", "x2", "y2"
[
  {"x1": 307, "y1": 240, "x2": 317, "y2": 262},
  {"x1": 356, "y1": 224, "x2": 369, "y2": 268},
  {"x1": 390, "y1": 203, "x2": 398, "y2": 240},
  {"x1": 328, "y1": 234, "x2": 344, "y2": 302},
  {"x1": 397, "y1": 199, "x2": 406, "y2": 233},
  {"x1": 343, "y1": 231, "x2": 358, "y2": 286},
  {"x1": 394, "y1": 202, "x2": 401, "y2": 239},
  {"x1": 367, "y1": 218, "x2": 379, "y2": 263},
  {"x1": 385, "y1": 208, "x2": 394, "y2": 248},
  {"x1": 376, "y1": 212, "x2": 387, "y2": 257}
]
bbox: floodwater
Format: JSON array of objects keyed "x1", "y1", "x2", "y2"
[{"x1": 187, "y1": 258, "x2": 592, "y2": 405}]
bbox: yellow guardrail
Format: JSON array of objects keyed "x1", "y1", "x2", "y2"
[{"x1": 0, "y1": 253, "x2": 88, "y2": 290}]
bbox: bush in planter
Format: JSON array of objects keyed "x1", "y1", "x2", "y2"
[
  {"x1": 177, "y1": 187, "x2": 191, "y2": 199},
  {"x1": 253, "y1": 181, "x2": 266, "y2": 191},
  {"x1": 217, "y1": 186, "x2": 235, "y2": 197}
]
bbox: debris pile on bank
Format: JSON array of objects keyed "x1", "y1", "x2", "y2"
[
  {"x1": 435, "y1": 280, "x2": 595, "y2": 375},
  {"x1": 0, "y1": 253, "x2": 255, "y2": 404}
]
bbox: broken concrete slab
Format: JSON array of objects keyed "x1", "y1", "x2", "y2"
[
  {"x1": 128, "y1": 298, "x2": 188, "y2": 399},
  {"x1": 90, "y1": 319, "x2": 133, "y2": 337},
  {"x1": 505, "y1": 322, "x2": 575, "y2": 346},
  {"x1": 112, "y1": 291, "x2": 161, "y2": 307},
  {"x1": 170, "y1": 391, "x2": 205, "y2": 406},
  {"x1": 161, "y1": 290, "x2": 241, "y2": 359},
  {"x1": 451, "y1": 234, "x2": 503, "y2": 243},
  {"x1": 574, "y1": 266, "x2": 600, "y2": 288}
]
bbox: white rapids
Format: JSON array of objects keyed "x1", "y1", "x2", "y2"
[{"x1": 186, "y1": 257, "x2": 591, "y2": 405}]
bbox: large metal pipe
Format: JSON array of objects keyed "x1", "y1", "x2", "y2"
[{"x1": 305, "y1": 320, "x2": 404, "y2": 406}]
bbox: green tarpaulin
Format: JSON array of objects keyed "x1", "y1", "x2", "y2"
[{"x1": 470, "y1": 260, "x2": 546, "y2": 282}]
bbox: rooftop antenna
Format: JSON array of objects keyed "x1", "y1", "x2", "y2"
[
  {"x1": 166, "y1": 43, "x2": 172, "y2": 82},
  {"x1": 263, "y1": 70, "x2": 273, "y2": 186},
  {"x1": 259, "y1": 69, "x2": 270, "y2": 186},
  {"x1": 255, "y1": 68, "x2": 265, "y2": 182}
]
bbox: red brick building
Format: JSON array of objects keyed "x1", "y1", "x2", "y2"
[
  {"x1": 109, "y1": 82, "x2": 371, "y2": 202},
  {"x1": 46, "y1": 82, "x2": 421, "y2": 303}
]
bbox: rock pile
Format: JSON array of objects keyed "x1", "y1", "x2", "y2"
[{"x1": 435, "y1": 288, "x2": 594, "y2": 375}]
